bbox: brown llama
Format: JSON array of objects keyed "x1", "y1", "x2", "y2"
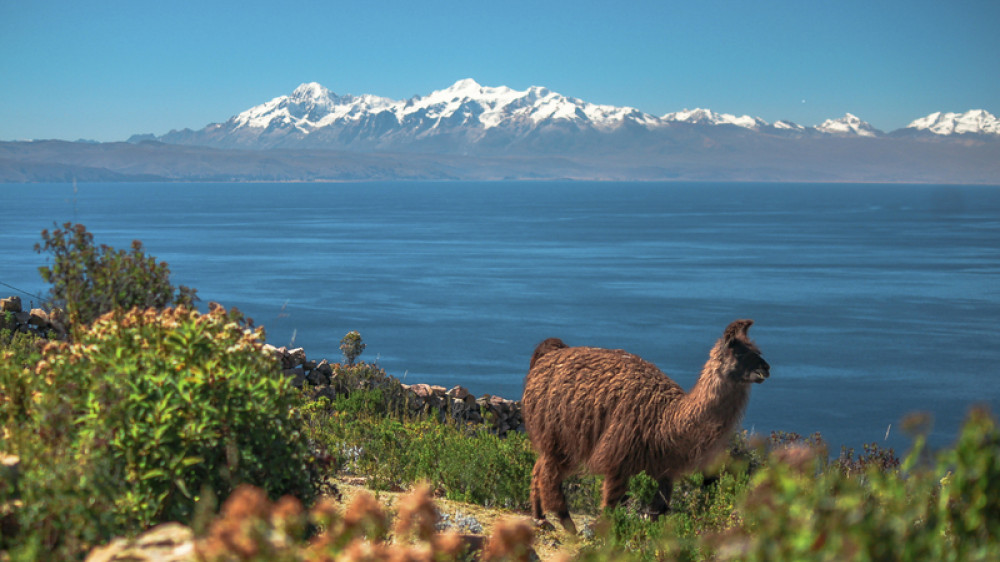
[{"x1": 522, "y1": 319, "x2": 769, "y2": 533}]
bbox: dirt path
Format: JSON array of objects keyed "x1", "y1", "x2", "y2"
[{"x1": 335, "y1": 476, "x2": 595, "y2": 560}]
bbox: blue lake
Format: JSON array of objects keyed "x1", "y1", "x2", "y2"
[{"x1": 2, "y1": 181, "x2": 999, "y2": 452}]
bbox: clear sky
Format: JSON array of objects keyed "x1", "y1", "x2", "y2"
[{"x1": 2, "y1": 0, "x2": 997, "y2": 142}]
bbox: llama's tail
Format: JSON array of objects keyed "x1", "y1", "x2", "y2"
[{"x1": 530, "y1": 338, "x2": 569, "y2": 369}]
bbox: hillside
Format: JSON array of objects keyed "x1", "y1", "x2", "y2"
[{"x1": 3, "y1": 134, "x2": 999, "y2": 184}]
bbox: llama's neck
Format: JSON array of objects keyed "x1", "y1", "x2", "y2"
[{"x1": 657, "y1": 353, "x2": 751, "y2": 467}]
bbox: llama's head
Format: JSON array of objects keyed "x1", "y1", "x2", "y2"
[{"x1": 719, "y1": 319, "x2": 770, "y2": 384}]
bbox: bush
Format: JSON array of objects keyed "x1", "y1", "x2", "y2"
[
  {"x1": 0, "y1": 321, "x2": 43, "y2": 369},
  {"x1": 339, "y1": 330, "x2": 366, "y2": 366},
  {"x1": 195, "y1": 483, "x2": 535, "y2": 561},
  {"x1": 35, "y1": 222, "x2": 196, "y2": 329},
  {"x1": 612, "y1": 409, "x2": 999, "y2": 561},
  {"x1": 303, "y1": 390, "x2": 536, "y2": 509},
  {"x1": 0, "y1": 305, "x2": 318, "y2": 557}
]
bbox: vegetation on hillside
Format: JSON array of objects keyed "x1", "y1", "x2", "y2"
[
  {"x1": 1, "y1": 224, "x2": 998, "y2": 560},
  {"x1": 35, "y1": 222, "x2": 197, "y2": 330}
]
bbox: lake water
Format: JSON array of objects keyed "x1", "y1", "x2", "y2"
[{"x1": 2, "y1": 181, "x2": 998, "y2": 452}]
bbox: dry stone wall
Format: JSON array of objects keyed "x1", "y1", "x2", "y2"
[
  {"x1": 0, "y1": 295, "x2": 67, "y2": 339},
  {"x1": 263, "y1": 343, "x2": 525, "y2": 437}
]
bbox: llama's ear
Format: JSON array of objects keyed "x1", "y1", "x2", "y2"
[{"x1": 723, "y1": 319, "x2": 754, "y2": 343}]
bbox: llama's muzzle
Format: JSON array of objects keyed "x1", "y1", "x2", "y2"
[{"x1": 749, "y1": 368, "x2": 769, "y2": 384}]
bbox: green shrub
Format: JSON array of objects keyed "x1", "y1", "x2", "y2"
[
  {"x1": 644, "y1": 409, "x2": 998, "y2": 561},
  {"x1": 0, "y1": 325, "x2": 42, "y2": 369},
  {"x1": 303, "y1": 391, "x2": 536, "y2": 509},
  {"x1": 35, "y1": 222, "x2": 196, "y2": 329},
  {"x1": 0, "y1": 305, "x2": 318, "y2": 557},
  {"x1": 339, "y1": 330, "x2": 366, "y2": 366}
]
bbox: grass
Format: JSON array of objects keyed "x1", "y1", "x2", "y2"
[
  {"x1": 300, "y1": 381, "x2": 1000, "y2": 561},
  {"x1": 5, "y1": 326, "x2": 1000, "y2": 560},
  {"x1": 303, "y1": 387, "x2": 538, "y2": 510}
]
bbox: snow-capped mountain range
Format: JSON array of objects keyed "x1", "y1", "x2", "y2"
[
  {"x1": 905, "y1": 109, "x2": 1000, "y2": 136},
  {"x1": 816, "y1": 113, "x2": 882, "y2": 137},
  {"x1": 231, "y1": 79, "x2": 660, "y2": 133},
  {"x1": 142, "y1": 79, "x2": 998, "y2": 152}
]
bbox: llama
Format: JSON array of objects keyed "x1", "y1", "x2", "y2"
[{"x1": 522, "y1": 319, "x2": 769, "y2": 533}]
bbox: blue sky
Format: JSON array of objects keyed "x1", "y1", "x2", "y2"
[{"x1": 2, "y1": 0, "x2": 997, "y2": 142}]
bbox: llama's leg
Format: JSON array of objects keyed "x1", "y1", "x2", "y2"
[
  {"x1": 530, "y1": 458, "x2": 546, "y2": 523},
  {"x1": 601, "y1": 472, "x2": 628, "y2": 510},
  {"x1": 534, "y1": 455, "x2": 576, "y2": 533},
  {"x1": 649, "y1": 477, "x2": 674, "y2": 519}
]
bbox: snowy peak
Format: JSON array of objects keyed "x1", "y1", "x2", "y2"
[
  {"x1": 290, "y1": 82, "x2": 332, "y2": 101},
  {"x1": 906, "y1": 109, "x2": 1000, "y2": 136},
  {"x1": 228, "y1": 79, "x2": 662, "y2": 137},
  {"x1": 155, "y1": 79, "x2": 997, "y2": 152},
  {"x1": 816, "y1": 113, "x2": 882, "y2": 137},
  {"x1": 663, "y1": 108, "x2": 767, "y2": 129},
  {"x1": 773, "y1": 120, "x2": 807, "y2": 131},
  {"x1": 401, "y1": 78, "x2": 660, "y2": 129},
  {"x1": 230, "y1": 82, "x2": 395, "y2": 132},
  {"x1": 437, "y1": 78, "x2": 487, "y2": 97}
]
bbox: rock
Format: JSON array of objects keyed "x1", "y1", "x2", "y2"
[
  {"x1": 276, "y1": 346, "x2": 292, "y2": 368},
  {"x1": 0, "y1": 296, "x2": 22, "y2": 313},
  {"x1": 450, "y1": 397, "x2": 469, "y2": 418},
  {"x1": 409, "y1": 383, "x2": 433, "y2": 398},
  {"x1": 306, "y1": 369, "x2": 330, "y2": 386},
  {"x1": 28, "y1": 308, "x2": 49, "y2": 327},
  {"x1": 86, "y1": 522, "x2": 195, "y2": 562},
  {"x1": 288, "y1": 347, "x2": 307, "y2": 368},
  {"x1": 262, "y1": 343, "x2": 281, "y2": 359},
  {"x1": 312, "y1": 385, "x2": 338, "y2": 402},
  {"x1": 407, "y1": 393, "x2": 426, "y2": 410},
  {"x1": 48, "y1": 307, "x2": 68, "y2": 336},
  {"x1": 438, "y1": 510, "x2": 485, "y2": 534},
  {"x1": 315, "y1": 359, "x2": 334, "y2": 377},
  {"x1": 447, "y1": 385, "x2": 472, "y2": 401},
  {"x1": 283, "y1": 367, "x2": 306, "y2": 388}
]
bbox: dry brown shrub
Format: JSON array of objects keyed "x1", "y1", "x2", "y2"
[
  {"x1": 482, "y1": 518, "x2": 535, "y2": 562},
  {"x1": 393, "y1": 483, "x2": 438, "y2": 542},
  {"x1": 197, "y1": 484, "x2": 535, "y2": 561}
]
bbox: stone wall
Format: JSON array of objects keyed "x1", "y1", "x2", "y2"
[
  {"x1": 263, "y1": 343, "x2": 525, "y2": 437},
  {"x1": 0, "y1": 295, "x2": 67, "y2": 339}
]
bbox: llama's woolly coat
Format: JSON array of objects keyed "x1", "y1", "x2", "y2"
[
  {"x1": 524, "y1": 344, "x2": 748, "y2": 480},
  {"x1": 522, "y1": 320, "x2": 768, "y2": 530}
]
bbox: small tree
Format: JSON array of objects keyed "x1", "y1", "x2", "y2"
[
  {"x1": 35, "y1": 223, "x2": 197, "y2": 329},
  {"x1": 340, "y1": 331, "x2": 366, "y2": 366}
]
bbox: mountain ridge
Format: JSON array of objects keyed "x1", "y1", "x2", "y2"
[
  {"x1": 137, "y1": 79, "x2": 1000, "y2": 152},
  {"x1": 3, "y1": 80, "x2": 997, "y2": 184}
]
